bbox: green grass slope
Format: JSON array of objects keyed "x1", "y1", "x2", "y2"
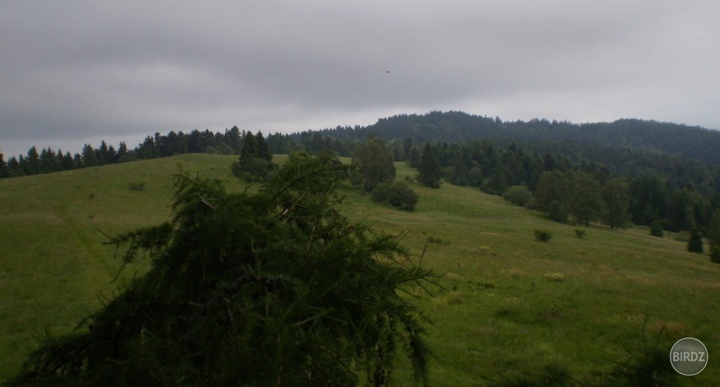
[{"x1": 1, "y1": 154, "x2": 718, "y2": 385}]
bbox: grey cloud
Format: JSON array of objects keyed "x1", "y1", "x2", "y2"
[{"x1": 2, "y1": 1, "x2": 720, "y2": 158}]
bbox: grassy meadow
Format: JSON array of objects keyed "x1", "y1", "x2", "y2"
[{"x1": 1, "y1": 153, "x2": 718, "y2": 385}]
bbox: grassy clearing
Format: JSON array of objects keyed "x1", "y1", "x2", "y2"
[{"x1": 1, "y1": 154, "x2": 718, "y2": 384}]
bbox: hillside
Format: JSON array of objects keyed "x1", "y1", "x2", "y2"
[
  {"x1": 1, "y1": 154, "x2": 719, "y2": 384},
  {"x1": 306, "y1": 111, "x2": 720, "y2": 165}
]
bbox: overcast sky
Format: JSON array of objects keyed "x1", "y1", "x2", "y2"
[{"x1": 2, "y1": 1, "x2": 719, "y2": 158}]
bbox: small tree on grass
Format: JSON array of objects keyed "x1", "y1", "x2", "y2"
[
  {"x1": 687, "y1": 228, "x2": 704, "y2": 253},
  {"x1": 9, "y1": 151, "x2": 433, "y2": 386},
  {"x1": 416, "y1": 143, "x2": 442, "y2": 189},
  {"x1": 708, "y1": 212, "x2": 720, "y2": 263},
  {"x1": 650, "y1": 219, "x2": 664, "y2": 237},
  {"x1": 534, "y1": 230, "x2": 552, "y2": 243}
]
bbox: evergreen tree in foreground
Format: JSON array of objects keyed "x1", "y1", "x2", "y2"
[{"x1": 9, "y1": 152, "x2": 433, "y2": 386}]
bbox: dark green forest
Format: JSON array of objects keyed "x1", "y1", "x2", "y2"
[{"x1": 3, "y1": 111, "x2": 720, "y2": 246}]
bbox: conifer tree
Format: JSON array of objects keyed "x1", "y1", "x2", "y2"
[
  {"x1": 234, "y1": 131, "x2": 275, "y2": 182},
  {"x1": 650, "y1": 219, "x2": 664, "y2": 237},
  {"x1": 8, "y1": 152, "x2": 433, "y2": 386},
  {"x1": 82, "y1": 144, "x2": 98, "y2": 167},
  {"x1": 709, "y1": 212, "x2": 720, "y2": 263},
  {"x1": 239, "y1": 131, "x2": 258, "y2": 165},
  {"x1": 256, "y1": 131, "x2": 272, "y2": 162},
  {"x1": 688, "y1": 228, "x2": 704, "y2": 253},
  {"x1": 416, "y1": 143, "x2": 442, "y2": 188},
  {"x1": 26, "y1": 146, "x2": 40, "y2": 175},
  {"x1": 0, "y1": 153, "x2": 6, "y2": 178}
]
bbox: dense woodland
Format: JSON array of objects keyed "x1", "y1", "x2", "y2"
[{"x1": 3, "y1": 111, "x2": 720, "y2": 240}]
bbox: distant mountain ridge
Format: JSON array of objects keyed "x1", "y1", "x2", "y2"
[{"x1": 304, "y1": 111, "x2": 720, "y2": 165}]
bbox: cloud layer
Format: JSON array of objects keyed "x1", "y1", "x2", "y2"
[{"x1": 2, "y1": 1, "x2": 719, "y2": 157}]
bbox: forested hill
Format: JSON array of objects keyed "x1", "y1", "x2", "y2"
[{"x1": 301, "y1": 111, "x2": 720, "y2": 165}]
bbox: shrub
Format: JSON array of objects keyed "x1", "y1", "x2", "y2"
[
  {"x1": 650, "y1": 219, "x2": 664, "y2": 237},
  {"x1": 502, "y1": 185, "x2": 533, "y2": 207},
  {"x1": 534, "y1": 230, "x2": 552, "y2": 242},
  {"x1": 687, "y1": 229, "x2": 704, "y2": 253},
  {"x1": 574, "y1": 228, "x2": 586, "y2": 239},
  {"x1": 426, "y1": 236, "x2": 450, "y2": 245},
  {"x1": 371, "y1": 181, "x2": 419, "y2": 211},
  {"x1": 597, "y1": 318, "x2": 678, "y2": 386},
  {"x1": 710, "y1": 243, "x2": 720, "y2": 263},
  {"x1": 128, "y1": 181, "x2": 146, "y2": 191}
]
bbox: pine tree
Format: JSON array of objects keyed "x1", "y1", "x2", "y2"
[
  {"x1": 239, "y1": 131, "x2": 258, "y2": 165},
  {"x1": 61, "y1": 152, "x2": 75, "y2": 171},
  {"x1": 416, "y1": 143, "x2": 442, "y2": 188},
  {"x1": 39, "y1": 147, "x2": 58, "y2": 173},
  {"x1": 688, "y1": 228, "x2": 704, "y2": 253},
  {"x1": 650, "y1": 219, "x2": 664, "y2": 237},
  {"x1": 234, "y1": 131, "x2": 274, "y2": 182},
  {"x1": 256, "y1": 131, "x2": 272, "y2": 161},
  {"x1": 82, "y1": 144, "x2": 98, "y2": 167},
  {"x1": 0, "y1": 152, "x2": 7, "y2": 178},
  {"x1": 26, "y1": 146, "x2": 40, "y2": 175},
  {"x1": 8, "y1": 152, "x2": 433, "y2": 386},
  {"x1": 708, "y1": 212, "x2": 720, "y2": 263},
  {"x1": 117, "y1": 142, "x2": 129, "y2": 162}
]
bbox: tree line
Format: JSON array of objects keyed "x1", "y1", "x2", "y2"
[
  {"x1": 3, "y1": 114, "x2": 719, "y2": 237},
  {"x1": 410, "y1": 140, "x2": 720, "y2": 234},
  {"x1": 0, "y1": 127, "x2": 297, "y2": 179},
  {"x1": 292, "y1": 111, "x2": 720, "y2": 165}
]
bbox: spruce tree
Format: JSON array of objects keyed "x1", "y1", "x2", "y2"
[
  {"x1": 26, "y1": 146, "x2": 40, "y2": 175},
  {"x1": 234, "y1": 131, "x2": 274, "y2": 182},
  {"x1": 256, "y1": 131, "x2": 272, "y2": 162},
  {"x1": 9, "y1": 152, "x2": 433, "y2": 386},
  {"x1": 650, "y1": 219, "x2": 664, "y2": 237},
  {"x1": 0, "y1": 153, "x2": 6, "y2": 178},
  {"x1": 708, "y1": 212, "x2": 720, "y2": 263},
  {"x1": 688, "y1": 228, "x2": 704, "y2": 253},
  {"x1": 416, "y1": 143, "x2": 442, "y2": 188},
  {"x1": 239, "y1": 131, "x2": 258, "y2": 165}
]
